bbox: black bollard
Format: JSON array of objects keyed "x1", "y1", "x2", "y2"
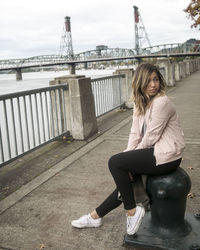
[
  {"x1": 124, "y1": 168, "x2": 200, "y2": 250},
  {"x1": 147, "y1": 167, "x2": 191, "y2": 238}
]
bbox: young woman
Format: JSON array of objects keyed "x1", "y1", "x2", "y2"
[{"x1": 71, "y1": 63, "x2": 185, "y2": 235}]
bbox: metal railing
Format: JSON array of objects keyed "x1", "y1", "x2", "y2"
[
  {"x1": 0, "y1": 84, "x2": 68, "y2": 167},
  {"x1": 0, "y1": 74, "x2": 124, "y2": 167},
  {"x1": 91, "y1": 74, "x2": 124, "y2": 117}
]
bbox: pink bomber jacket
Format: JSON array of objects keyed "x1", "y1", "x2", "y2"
[{"x1": 124, "y1": 95, "x2": 185, "y2": 165}]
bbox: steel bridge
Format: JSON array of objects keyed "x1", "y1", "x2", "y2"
[{"x1": 0, "y1": 42, "x2": 200, "y2": 71}]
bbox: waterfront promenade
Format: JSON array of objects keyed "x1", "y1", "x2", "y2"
[{"x1": 0, "y1": 70, "x2": 200, "y2": 250}]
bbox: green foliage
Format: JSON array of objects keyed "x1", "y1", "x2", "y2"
[{"x1": 184, "y1": 0, "x2": 200, "y2": 28}]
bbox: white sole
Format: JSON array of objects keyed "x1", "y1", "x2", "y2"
[{"x1": 71, "y1": 221, "x2": 102, "y2": 228}]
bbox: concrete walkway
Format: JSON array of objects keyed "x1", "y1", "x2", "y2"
[{"x1": 0, "y1": 71, "x2": 200, "y2": 250}]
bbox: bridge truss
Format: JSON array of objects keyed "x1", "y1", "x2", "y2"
[{"x1": 0, "y1": 42, "x2": 200, "y2": 70}]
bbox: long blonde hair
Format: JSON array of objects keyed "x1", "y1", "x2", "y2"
[{"x1": 132, "y1": 63, "x2": 166, "y2": 115}]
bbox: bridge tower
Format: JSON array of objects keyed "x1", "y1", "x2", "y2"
[
  {"x1": 59, "y1": 16, "x2": 74, "y2": 59},
  {"x1": 133, "y1": 6, "x2": 151, "y2": 54}
]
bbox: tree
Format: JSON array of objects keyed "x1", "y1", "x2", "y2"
[{"x1": 184, "y1": 0, "x2": 200, "y2": 28}]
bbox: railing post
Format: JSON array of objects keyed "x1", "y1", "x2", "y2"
[
  {"x1": 50, "y1": 75, "x2": 98, "y2": 140},
  {"x1": 174, "y1": 62, "x2": 181, "y2": 82},
  {"x1": 196, "y1": 58, "x2": 200, "y2": 70},
  {"x1": 197, "y1": 58, "x2": 200, "y2": 70},
  {"x1": 185, "y1": 60, "x2": 191, "y2": 76},
  {"x1": 191, "y1": 59, "x2": 196, "y2": 73},
  {"x1": 193, "y1": 59, "x2": 198, "y2": 72},
  {"x1": 168, "y1": 61, "x2": 175, "y2": 86},
  {"x1": 113, "y1": 68, "x2": 134, "y2": 108},
  {"x1": 156, "y1": 59, "x2": 175, "y2": 86},
  {"x1": 179, "y1": 61, "x2": 186, "y2": 79}
]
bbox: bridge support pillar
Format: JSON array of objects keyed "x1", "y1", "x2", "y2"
[
  {"x1": 156, "y1": 60, "x2": 175, "y2": 86},
  {"x1": 69, "y1": 63, "x2": 76, "y2": 74},
  {"x1": 16, "y1": 68, "x2": 22, "y2": 81},
  {"x1": 84, "y1": 62, "x2": 88, "y2": 70}
]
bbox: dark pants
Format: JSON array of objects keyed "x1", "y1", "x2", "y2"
[{"x1": 96, "y1": 148, "x2": 181, "y2": 217}]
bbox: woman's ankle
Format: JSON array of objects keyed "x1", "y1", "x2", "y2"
[
  {"x1": 90, "y1": 210, "x2": 100, "y2": 219},
  {"x1": 127, "y1": 207, "x2": 136, "y2": 216}
]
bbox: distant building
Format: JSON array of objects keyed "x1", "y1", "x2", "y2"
[
  {"x1": 185, "y1": 38, "x2": 200, "y2": 44},
  {"x1": 96, "y1": 45, "x2": 108, "y2": 56},
  {"x1": 96, "y1": 45, "x2": 108, "y2": 51}
]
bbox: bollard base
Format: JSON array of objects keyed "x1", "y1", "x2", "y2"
[{"x1": 124, "y1": 212, "x2": 200, "y2": 250}]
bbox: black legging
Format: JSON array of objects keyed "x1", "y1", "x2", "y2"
[{"x1": 96, "y1": 148, "x2": 181, "y2": 217}]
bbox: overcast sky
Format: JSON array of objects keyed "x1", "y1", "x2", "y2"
[{"x1": 0, "y1": 0, "x2": 199, "y2": 60}]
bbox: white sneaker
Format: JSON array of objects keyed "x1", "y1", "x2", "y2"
[
  {"x1": 71, "y1": 214, "x2": 102, "y2": 228},
  {"x1": 126, "y1": 205, "x2": 145, "y2": 235}
]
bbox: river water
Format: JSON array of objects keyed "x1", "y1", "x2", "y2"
[{"x1": 0, "y1": 69, "x2": 116, "y2": 95}]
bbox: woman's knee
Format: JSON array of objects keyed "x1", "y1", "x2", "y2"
[{"x1": 108, "y1": 154, "x2": 120, "y2": 172}]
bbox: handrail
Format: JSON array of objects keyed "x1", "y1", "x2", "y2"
[
  {"x1": 0, "y1": 84, "x2": 68, "y2": 167},
  {"x1": 0, "y1": 84, "x2": 68, "y2": 100}
]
